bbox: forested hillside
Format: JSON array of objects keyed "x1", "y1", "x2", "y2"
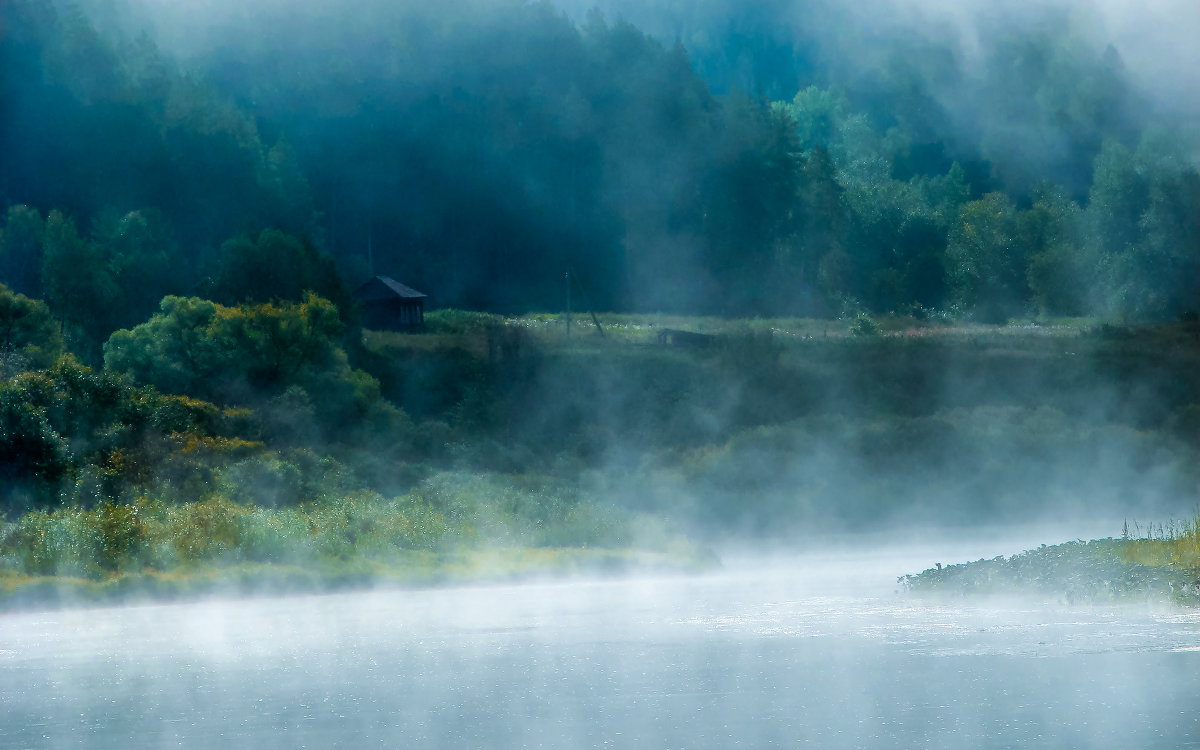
[{"x1": 5, "y1": 0, "x2": 1199, "y2": 333}]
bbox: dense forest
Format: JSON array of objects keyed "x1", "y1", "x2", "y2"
[
  {"x1": 1, "y1": 0, "x2": 1199, "y2": 598},
  {"x1": 4, "y1": 0, "x2": 1199, "y2": 330}
]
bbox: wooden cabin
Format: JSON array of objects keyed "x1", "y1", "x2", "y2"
[{"x1": 353, "y1": 276, "x2": 428, "y2": 330}]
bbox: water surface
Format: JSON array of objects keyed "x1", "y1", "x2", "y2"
[{"x1": 4, "y1": 548, "x2": 1199, "y2": 749}]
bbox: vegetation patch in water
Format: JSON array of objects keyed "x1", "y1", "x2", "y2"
[{"x1": 902, "y1": 525, "x2": 1200, "y2": 606}]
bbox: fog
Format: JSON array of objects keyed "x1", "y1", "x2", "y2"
[
  {"x1": 551, "y1": 0, "x2": 1200, "y2": 112},
  {"x1": 1089, "y1": 0, "x2": 1200, "y2": 121},
  {"x1": 103, "y1": 0, "x2": 1200, "y2": 140},
  {"x1": 5, "y1": 542, "x2": 1200, "y2": 749},
  {"x1": 4, "y1": 2, "x2": 1200, "y2": 744}
]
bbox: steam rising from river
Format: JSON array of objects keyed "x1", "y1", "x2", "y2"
[
  {"x1": 7, "y1": 4, "x2": 1197, "y2": 744},
  {"x1": 5, "y1": 537, "x2": 1200, "y2": 748}
]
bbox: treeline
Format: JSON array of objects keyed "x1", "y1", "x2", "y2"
[
  {"x1": 0, "y1": 2, "x2": 357, "y2": 360},
  {"x1": 3, "y1": 0, "x2": 1198, "y2": 328}
]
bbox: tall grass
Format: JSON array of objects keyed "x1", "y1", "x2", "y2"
[
  {"x1": 0, "y1": 472, "x2": 691, "y2": 585},
  {"x1": 1121, "y1": 513, "x2": 1200, "y2": 571},
  {"x1": 0, "y1": 492, "x2": 451, "y2": 580}
]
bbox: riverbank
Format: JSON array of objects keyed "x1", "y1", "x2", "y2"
[
  {"x1": 0, "y1": 544, "x2": 719, "y2": 612},
  {"x1": 901, "y1": 536, "x2": 1200, "y2": 606},
  {"x1": 0, "y1": 484, "x2": 717, "y2": 612},
  {"x1": 6, "y1": 313, "x2": 1200, "y2": 611}
]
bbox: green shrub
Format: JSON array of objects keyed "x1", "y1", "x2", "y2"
[
  {"x1": 850, "y1": 312, "x2": 880, "y2": 336},
  {"x1": 0, "y1": 284, "x2": 64, "y2": 369},
  {"x1": 217, "y1": 456, "x2": 305, "y2": 508},
  {"x1": 302, "y1": 492, "x2": 452, "y2": 558},
  {"x1": 87, "y1": 500, "x2": 146, "y2": 571},
  {"x1": 235, "y1": 507, "x2": 313, "y2": 563},
  {"x1": 153, "y1": 496, "x2": 248, "y2": 565},
  {"x1": 7, "y1": 510, "x2": 98, "y2": 577}
]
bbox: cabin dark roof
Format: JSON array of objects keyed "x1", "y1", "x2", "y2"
[{"x1": 353, "y1": 276, "x2": 427, "y2": 302}]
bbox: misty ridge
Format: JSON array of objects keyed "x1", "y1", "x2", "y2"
[{"x1": 1, "y1": 0, "x2": 1199, "y2": 602}]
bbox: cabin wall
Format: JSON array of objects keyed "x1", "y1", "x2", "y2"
[{"x1": 362, "y1": 299, "x2": 424, "y2": 330}]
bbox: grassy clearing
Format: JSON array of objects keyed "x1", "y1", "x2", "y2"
[
  {"x1": 409, "y1": 309, "x2": 1102, "y2": 346},
  {"x1": 370, "y1": 310, "x2": 1157, "y2": 370}
]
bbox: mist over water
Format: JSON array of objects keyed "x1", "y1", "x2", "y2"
[
  {"x1": 4, "y1": 2, "x2": 1200, "y2": 746},
  {"x1": 5, "y1": 538, "x2": 1200, "y2": 749}
]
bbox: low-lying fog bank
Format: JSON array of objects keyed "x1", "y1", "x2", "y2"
[
  {"x1": 7, "y1": 516, "x2": 1196, "y2": 612},
  {"x1": 5, "y1": 544, "x2": 1200, "y2": 750},
  {"x1": 0, "y1": 543, "x2": 718, "y2": 613}
]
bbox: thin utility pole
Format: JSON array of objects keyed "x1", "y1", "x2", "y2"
[{"x1": 565, "y1": 270, "x2": 572, "y2": 338}]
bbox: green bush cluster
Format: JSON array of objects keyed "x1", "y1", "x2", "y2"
[
  {"x1": 5, "y1": 293, "x2": 1200, "y2": 598},
  {"x1": 0, "y1": 356, "x2": 250, "y2": 510},
  {"x1": 405, "y1": 472, "x2": 641, "y2": 549},
  {"x1": 0, "y1": 469, "x2": 675, "y2": 582},
  {"x1": 849, "y1": 312, "x2": 880, "y2": 336},
  {"x1": 3, "y1": 500, "x2": 146, "y2": 576}
]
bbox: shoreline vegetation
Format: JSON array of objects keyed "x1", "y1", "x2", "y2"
[
  {"x1": 0, "y1": 545, "x2": 719, "y2": 614},
  {"x1": 0, "y1": 469, "x2": 718, "y2": 613},
  {"x1": 902, "y1": 520, "x2": 1200, "y2": 607},
  {"x1": 4, "y1": 310, "x2": 1200, "y2": 611}
]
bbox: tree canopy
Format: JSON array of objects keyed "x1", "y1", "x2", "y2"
[{"x1": 1, "y1": 0, "x2": 1198, "y2": 327}]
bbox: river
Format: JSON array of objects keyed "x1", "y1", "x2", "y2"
[{"x1": 3, "y1": 544, "x2": 1199, "y2": 749}]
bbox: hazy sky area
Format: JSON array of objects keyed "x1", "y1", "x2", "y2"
[
  {"x1": 576, "y1": 0, "x2": 1200, "y2": 138},
  {"x1": 1091, "y1": 0, "x2": 1200, "y2": 114},
  {"x1": 82, "y1": 0, "x2": 1200, "y2": 195},
  {"x1": 81, "y1": 0, "x2": 1200, "y2": 108}
]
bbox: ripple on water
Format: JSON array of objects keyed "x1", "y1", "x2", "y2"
[{"x1": 668, "y1": 590, "x2": 1200, "y2": 659}]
